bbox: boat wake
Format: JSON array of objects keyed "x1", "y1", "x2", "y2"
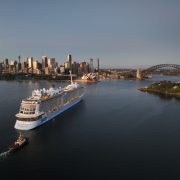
[
  {"x1": 0, "y1": 150, "x2": 11, "y2": 159},
  {"x1": 0, "y1": 133, "x2": 29, "y2": 160}
]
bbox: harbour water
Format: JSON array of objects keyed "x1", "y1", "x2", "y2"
[{"x1": 0, "y1": 76, "x2": 180, "y2": 179}]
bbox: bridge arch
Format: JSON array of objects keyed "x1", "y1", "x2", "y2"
[
  {"x1": 143, "y1": 64, "x2": 180, "y2": 74},
  {"x1": 136, "y1": 64, "x2": 180, "y2": 80}
]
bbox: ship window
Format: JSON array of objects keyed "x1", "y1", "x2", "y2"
[
  {"x1": 23, "y1": 111, "x2": 35, "y2": 114},
  {"x1": 17, "y1": 116, "x2": 41, "y2": 121}
]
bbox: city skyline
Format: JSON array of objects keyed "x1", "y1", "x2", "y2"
[
  {"x1": 0, "y1": 0, "x2": 180, "y2": 67},
  {"x1": 0, "y1": 53, "x2": 99, "y2": 77}
]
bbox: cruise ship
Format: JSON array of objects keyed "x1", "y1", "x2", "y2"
[{"x1": 14, "y1": 72, "x2": 85, "y2": 130}]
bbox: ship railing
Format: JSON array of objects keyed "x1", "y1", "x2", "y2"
[{"x1": 62, "y1": 96, "x2": 80, "y2": 107}]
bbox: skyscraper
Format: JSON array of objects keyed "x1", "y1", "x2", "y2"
[
  {"x1": 68, "y1": 54, "x2": 72, "y2": 66},
  {"x1": 89, "y1": 58, "x2": 94, "y2": 72},
  {"x1": 28, "y1": 57, "x2": 33, "y2": 68},
  {"x1": 48, "y1": 58, "x2": 56, "y2": 69},
  {"x1": 0, "y1": 62, "x2": 3, "y2": 74},
  {"x1": 97, "y1": 58, "x2": 100, "y2": 72},
  {"x1": 5, "y1": 58, "x2": 8, "y2": 66},
  {"x1": 33, "y1": 60, "x2": 38, "y2": 70},
  {"x1": 17, "y1": 56, "x2": 21, "y2": 72},
  {"x1": 42, "y1": 56, "x2": 48, "y2": 71}
]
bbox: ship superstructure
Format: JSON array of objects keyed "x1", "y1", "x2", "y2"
[{"x1": 15, "y1": 74, "x2": 85, "y2": 130}]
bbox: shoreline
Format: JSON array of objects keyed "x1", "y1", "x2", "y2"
[{"x1": 139, "y1": 88, "x2": 180, "y2": 98}]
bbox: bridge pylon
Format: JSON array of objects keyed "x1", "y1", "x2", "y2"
[{"x1": 136, "y1": 69, "x2": 143, "y2": 80}]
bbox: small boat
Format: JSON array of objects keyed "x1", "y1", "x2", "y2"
[{"x1": 9, "y1": 133, "x2": 28, "y2": 152}]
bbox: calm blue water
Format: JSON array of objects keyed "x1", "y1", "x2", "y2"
[{"x1": 0, "y1": 76, "x2": 180, "y2": 180}]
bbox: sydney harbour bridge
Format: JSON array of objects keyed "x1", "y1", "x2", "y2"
[{"x1": 136, "y1": 64, "x2": 180, "y2": 80}]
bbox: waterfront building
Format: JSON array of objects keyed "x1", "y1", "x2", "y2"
[
  {"x1": 45, "y1": 67, "x2": 49, "y2": 75},
  {"x1": 68, "y1": 54, "x2": 72, "y2": 67},
  {"x1": 97, "y1": 58, "x2": 100, "y2": 71},
  {"x1": 23, "y1": 60, "x2": 28, "y2": 68},
  {"x1": 9, "y1": 60, "x2": 17, "y2": 73},
  {"x1": 22, "y1": 59, "x2": 28, "y2": 73},
  {"x1": 27, "y1": 57, "x2": 33, "y2": 73},
  {"x1": 32, "y1": 59, "x2": 41, "y2": 75},
  {"x1": 48, "y1": 58, "x2": 56, "y2": 69},
  {"x1": 17, "y1": 55, "x2": 21, "y2": 72},
  {"x1": 38, "y1": 62, "x2": 42, "y2": 70},
  {"x1": 28, "y1": 57, "x2": 33, "y2": 68},
  {"x1": 56, "y1": 67, "x2": 61, "y2": 74},
  {"x1": 0, "y1": 62, "x2": 3, "y2": 74},
  {"x1": 42, "y1": 56, "x2": 48, "y2": 71},
  {"x1": 33, "y1": 60, "x2": 38, "y2": 70},
  {"x1": 34, "y1": 68, "x2": 41, "y2": 75},
  {"x1": 64, "y1": 61, "x2": 70, "y2": 69},
  {"x1": 60, "y1": 65, "x2": 65, "y2": 74},
  {"x1": 17, "y1": 62, "x2": 22, "y2": 72},
  {"x1": 5, "y1": 59, "x2": 9, "y2": 67},
  {"x1": 71, "y1": 61, "x2": 79, "y2": 74},
  {"x1": 79, "y1": 62, "x2": 89, "y2": 74},
  {"x1": 4, "y1": 58, "x2": 9, "y2": 72}
]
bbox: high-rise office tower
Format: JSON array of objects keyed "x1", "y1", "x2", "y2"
[
  {"x1": 17, "y1": 56, "x2": 21, "y2": 72},
  {"x1": 18, "y1": 56, "x2": 21, "y2": 63},
  {"x1": 5, "y1": 58, "x2": 9, "y2": 66},
  {"x1": 90, "y1": 58, "x2": 94, "y2": 72},
  {"x1": 64, "y1": 61, "x2": 70, "y2": 69},
  {"x1": 97, "y1": 58, "x2": 100, "y2": 71},
  {"x1": 33, "y1": 60, "x2": 38, "y2": 70},
  {"x1": 28, "y1": 57, "x2": 33, "y2": 68},
  {"x1": 48, "y1": 58, "x2": 56, "y2": 69},
  {"x1": 42, "y1": 56, "x2": 48, "y2": 70},
  {"x1": 0, "y1": 62, "x2": 3, "y2": 73},
  {"x1": 5, "y1": 58, "x2": 9, "y2": 70},
  {"x1": 68, "y1": 54, "x2": 72, "y2": 66}
]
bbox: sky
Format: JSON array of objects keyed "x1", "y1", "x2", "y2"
[{"x1": 0, "y1": 0, "x2": 180, "y2": 68}]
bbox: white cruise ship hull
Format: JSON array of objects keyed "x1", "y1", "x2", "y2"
[{"x1": 15, "y1": 96, "x2": 83, "y2": 130}]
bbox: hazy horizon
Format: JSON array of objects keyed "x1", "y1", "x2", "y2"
[{"x1": 0, "y1": 0, "x2": 180, "y2": 67}]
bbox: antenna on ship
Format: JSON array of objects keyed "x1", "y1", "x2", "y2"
[{"x1": 69, "y1": 70, "x2": 73, "y2": 84}]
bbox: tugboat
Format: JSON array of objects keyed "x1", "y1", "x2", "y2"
[{"x1": 9, "y1": 133, "x2": 28, "y2": 152}]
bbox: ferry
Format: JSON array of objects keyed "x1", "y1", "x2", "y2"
[{"x1": 14, "y1": 71, "x2": 85, "y2": 130}]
